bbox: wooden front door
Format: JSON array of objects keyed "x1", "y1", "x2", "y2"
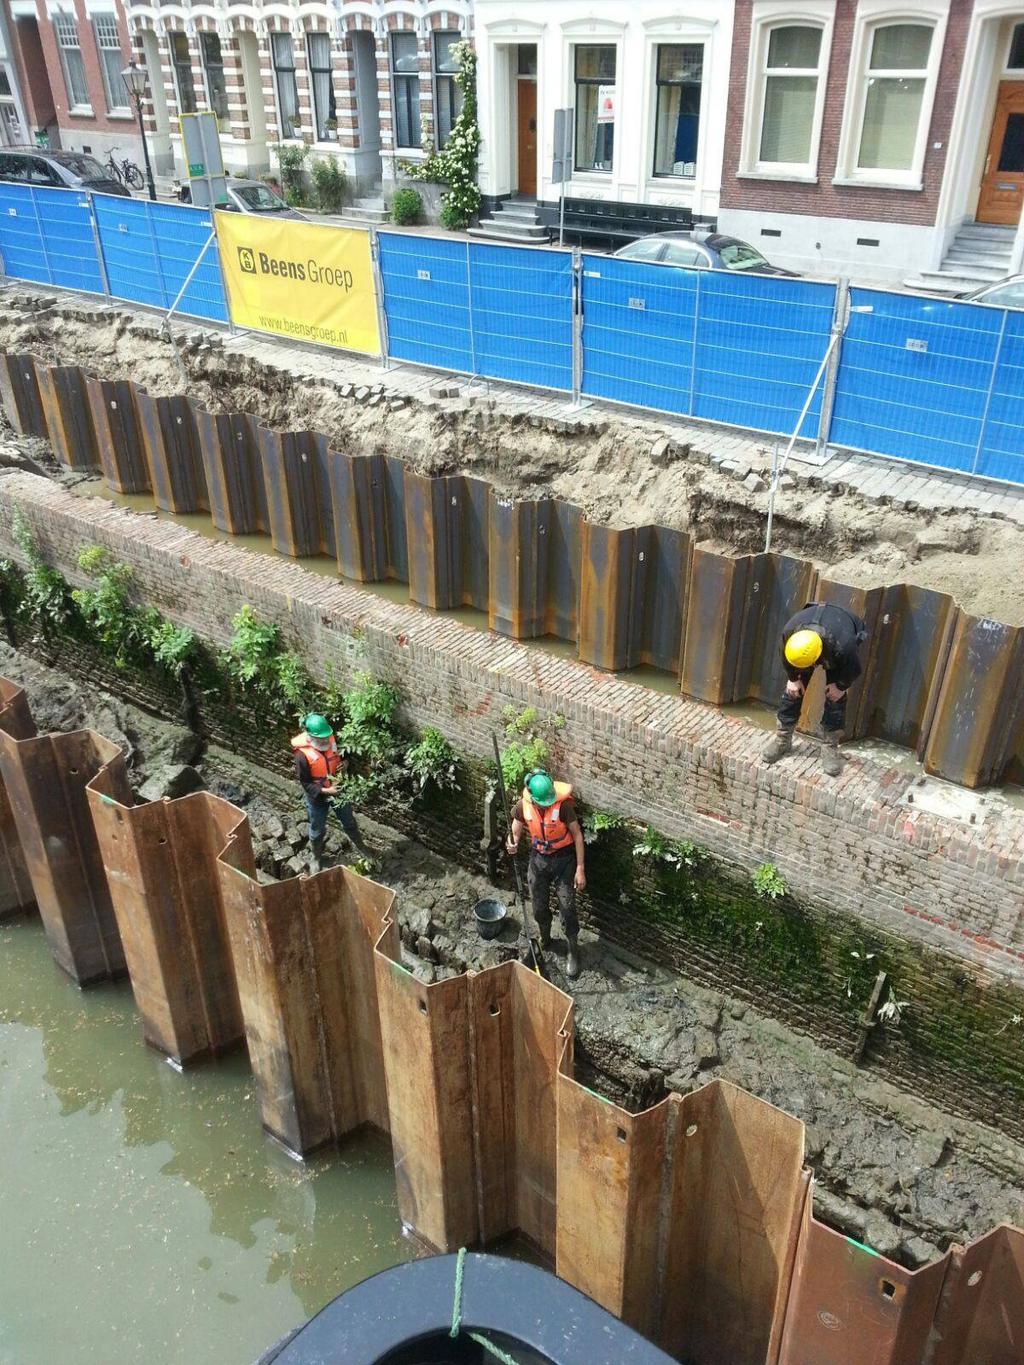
[
  {"x1": 517, "y1": 80, "x2": 537, "y2": 197},
  {"x1": 978, "y1": 82, "x2": 1024, "y2": 225}
]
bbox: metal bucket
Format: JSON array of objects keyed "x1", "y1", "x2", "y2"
[{"x1": 472, "y1": 898, "x2": 507, "y2": 940}]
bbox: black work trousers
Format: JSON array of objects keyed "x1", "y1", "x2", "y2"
[
  {"x1": 527, "y1": 848, "x2": 579, "y2": 940},
  {"x1": 776, "y1": 671, "x2": 847, "y2": 734}
]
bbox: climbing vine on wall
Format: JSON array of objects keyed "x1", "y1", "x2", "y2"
[{"x1": 400, "y1": 41, "x2": 481, "y2": 230}]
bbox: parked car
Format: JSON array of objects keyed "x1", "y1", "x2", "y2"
[
  {"x1": 613, "y1": 231, "x2": 798, "y2": 277},
  {"x1": 0, "y1": 148, "x2": 129, "y2": 197},
  {"x1": 959, "y1": 275, "x2": 1024, "y2": 309},
  {"x1": 179, "y1": 177, "x2": 305, "y2": 219}
]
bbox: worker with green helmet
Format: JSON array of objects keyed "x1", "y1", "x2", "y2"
[
  {"x1": 506, "y1": 769, "x2": 586, "y2": 978},
  {"x1": 292, "y1": 713, "x2": 368, "y2": 870},
  {"x1": 764, "y1": 602, "x2": 867, "y2": 776}
]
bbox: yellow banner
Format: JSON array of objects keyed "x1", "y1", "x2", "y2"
[{"x1": 215, "y1": 212, "x2": 380, "y2": 355}]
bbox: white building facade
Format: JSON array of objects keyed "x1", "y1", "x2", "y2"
[{"x1": 474, "y1": 0, "x2": 734, "y2": 224}]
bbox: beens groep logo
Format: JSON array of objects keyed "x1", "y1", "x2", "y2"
[{"x1": 235, "y1": 246, "x2": 354, "y2": 292}]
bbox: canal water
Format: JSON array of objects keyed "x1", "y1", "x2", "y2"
[{"x1": 0, "y1": 913, "x2": 413, "y2": 1365}]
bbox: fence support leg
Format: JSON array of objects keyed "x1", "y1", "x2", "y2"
[
  {"x1": 86, "y1": 190, "x2": 111, "y2": 302},
  {"x1": 570, "y1": 247, "x2": 582, "y2": 410},
  {"x1": 815, "y1": 276, "x2": 848, "y2": 461},
  {"x1": 161, "y1": 230, "x2": 217, "y2": 386},
  {"x1": 370, "y1": 228, "x2": 391, "y2": 372}
]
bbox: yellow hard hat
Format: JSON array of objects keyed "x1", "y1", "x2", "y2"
[{"x1": 785, "y1": 629, "x2": 823, "y2": 669}]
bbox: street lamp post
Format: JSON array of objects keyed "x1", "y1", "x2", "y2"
[{"x1": 121, "y1": 60, "x2": 157, "y2": 201}]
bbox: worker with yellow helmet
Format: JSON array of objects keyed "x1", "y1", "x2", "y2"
[{"x1": 763, "y1": 602, "x2": 867, "y2": 776}]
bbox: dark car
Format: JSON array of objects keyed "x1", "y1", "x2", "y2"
[
  {"x1": 613, "y1": 230, "x2": 798, "y2": 277},
  {"x1": 0, "y1": 148, "x2": 130, "y2": 197}
]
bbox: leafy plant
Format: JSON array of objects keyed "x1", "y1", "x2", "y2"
[
  {"x1": 335, "y1": 674, "x2": 401, "y2": 763},
  {"x1": 273, "y1": 142, "x2": 309, "y2": 203},
  {"x1": 497, "y1": 705, "x2": 549, "y2": 792},
  {"x1": 752, "y1": 862, "x2": 788, "y2": 901},
  {"x1": 222, "y1": 605, "x2": 281, "y2": 693},
  {"x1": 404, "y1": 727, "x2": 459, "y2": 794},
  {"x1": 311, "y1": 158, "x2": 347, "y2": 213},
  {"x1": 400, "y1": 41, "x2": 480, "y2": 229},
  {"x1": 71, "y1": 546, "x2": 149, "y2": 666},
  {"x1": 274, "y1": 650, "x2": 313, "y2": 716},
  {"x1": 582, "y1": 809, "x2": 623, "y2": 845},
  {"x1": 877, "y1": 991, "x2": 910, "y2": 1027},
  {"x1": 11, "y1": 511, "x2": 72, "y2": 630},
  {"x1": 632, "y1": 827, "x2": 703, "y2": 869},
  {"x1": 148, "y1": 619, "x2": 197, "y2": 678},
  {"x1": 389, "y1": 187, "x2": 422, "y2": 226}
]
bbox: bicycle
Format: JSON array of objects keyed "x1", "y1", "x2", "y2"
[{"x1": 104, "y1": 149, "x2": 145, "y2": 191}]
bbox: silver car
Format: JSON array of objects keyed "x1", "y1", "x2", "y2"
[
  {"x1": 961, "y1": 275, "x2": 1024, "y2": 309},
  {"x1": 179, "y1": 176, "x2": 305, "y2": 219}
]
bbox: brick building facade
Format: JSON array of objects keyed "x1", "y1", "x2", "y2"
[
  {"x1": 124, "y1": 0, "x2": 471, "y2": 196},
  {"x1": 1, "y1": 0, "x2": 138, "y2": 163}
]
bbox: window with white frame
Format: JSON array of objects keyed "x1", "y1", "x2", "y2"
[
  {"x1": 391, "y1": 32, "x2": 420, "y2": 149},
  {"x1": 271, "y1": 32, "x2": 299, "y2": 138},
  {"x1": 200, "y1": 32, "x2": 228, "y2": 121},
  {"x1": 433, "y1": 32, "x2": 462, "y2": 149},
  {"x1": 170, "y1": 32, "x2": 197, "y2": 115},
  {"x1": 855, "y1": 22, "x2": 934, "y2": 174},
  {"x1": 575, "y1": 45, "x2": 616, "y2": 172},
  {"x1": 54, "y1": 15, "x2": 90, "y2": 109},
  {"x1": 307, "y1": 33, "x2": 336, "y2": 140},
  {"x1": 653, "y1": 44, "x2": 703, "y2": 178},
  {"x1": 93, "y1": 14, "x2": 128, "y2": 113},
  {"x1": 757, "y1": 26, "x2": 823, "y2": 167}
]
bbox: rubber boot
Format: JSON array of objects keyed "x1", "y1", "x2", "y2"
[
  {"x1": 763, "y1": 725, "x2": 794, "y2": 765},
  {"x1": 535, "y1": 915, "x2": 552, "y2": 952},
  {"x1": 821, "y1": 731, "x2": 844, "y2": 778},
  {"x1": 310, "y1": 835, "x2": 326, "y2": 872},
  {"x1": 345, "y1": 821, "x2": 372, "y2": 859},
  {"x1": 565, "y1": 935, "x2": 581, "y2": 980}
]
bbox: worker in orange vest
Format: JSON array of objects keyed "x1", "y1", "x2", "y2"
[
  {"x1": 292, "y1": 714, "x2": 367, "y2": 870},
  {"x1": 506, "y1": 770, "x2": 586, "y2": 978}
]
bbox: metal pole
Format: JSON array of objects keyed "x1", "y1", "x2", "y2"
[
  {"x1": 135, "y1": 93, "x2": 157, "y2": 201},
  {"x1": 570, "y1": 245, "x2": 582, "y2": 408},
  {"x1": 465, "y1": 239, "x2": 477, "y2": 380},
  {"x1": 688, "y1": 268, "x2": 701, "y2": 417},
  {"x1": 28, "y1": 188, "x2": 54, "y2": 287},
  {"x1": 764, "y1": 331, "x2": 840, "y2": 554},
  {"x1": 86, "y1": 190, "x2": 111, "y2": 300},
  {"x1": 815, "y1": 277, "x2": 847, "y2": 460},
  {"x1": 971, "y1": 307, "x2": 1007, "y2": 476},
  {"x1": 369, "y1": 227, "x2": 391, "y2": 371},
  {"x1": 210, "y1": 211, "x2": 234, "y2": 336}
]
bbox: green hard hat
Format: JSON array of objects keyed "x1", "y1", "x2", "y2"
[
  {"x1": 304, "y1": 714, "x2": 333, "y2": 740},
  {"x1": 526, "y1": 770, "x2": 557, "y2": 807}
]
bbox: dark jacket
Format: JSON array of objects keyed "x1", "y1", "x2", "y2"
[{"x1": 781, "y1": 602, "x2": 866, "y2": 691}]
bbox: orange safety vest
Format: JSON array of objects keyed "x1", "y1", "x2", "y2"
[
  {"x1": 522, "y1": 782, "x2": 575, "y2": 854},
  {"x1": 291, "y1": 731, "x2": 341, "y2": 782}
]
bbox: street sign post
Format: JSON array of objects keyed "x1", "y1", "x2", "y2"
[
  {"x1": 180, "y1": 111, "x2": 228, "y2": 209},
  {"x1": 552, "y1": 108, "x2": 573, "y2": 246}
]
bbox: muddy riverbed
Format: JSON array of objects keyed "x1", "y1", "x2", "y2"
[
  {"x1": 1, "y1": 293, "x2": 1023, "y2": 624},
  {"x1": 1, "y1": 641, "x2": 1021, "y2": 1274}
]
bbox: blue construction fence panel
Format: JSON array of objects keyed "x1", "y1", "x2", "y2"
[
  {"x1": 830, "y1": 288, "x2": 1015, "y2": 478},
  {"x1": 580, "y1": 254, "x2": 837, "y2": 438},
  {"x1": 0, "y1": 183, "x2": 105, "y2": 294},
  {"x1": 378, "y1": 233, "x2": 473, "y2": 373},
  {"x1": 377, "y1": 234, "x2": 574, "y2": 390},
  {"x1": 977, "y1": 309, "x2": 1024, "y2": 484},
  {"x1": 467, "y1": 243, "x2": 573, "y2": 390},
  {"x1": 93, "y1": 195, "x2": 227, "y2": 322}
]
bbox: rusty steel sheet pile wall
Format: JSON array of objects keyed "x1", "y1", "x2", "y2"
[
  {"x1": 0, "y1": 681, "x2": 35, "y2": 920},
  {"x1": 3, "y1": 348, "x2": 1022, "y2": 788},
  {"x1": 0, "y1": 676, "x2": 129, "y2": 983},
  {"x1": 86, "y1": 784, "x2": 245, "y2": 1065},
  {"x1": 217, "y1": 830, "x2": 397, "y2": 1156}
]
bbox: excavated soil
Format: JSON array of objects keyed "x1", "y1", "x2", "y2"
[
  {"x1": 2, "y1": 641, "x2": 1022, "y2": 1271},
  {"x1": 1, "y1": 293, "x2": 1023, "y2": 625}
]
